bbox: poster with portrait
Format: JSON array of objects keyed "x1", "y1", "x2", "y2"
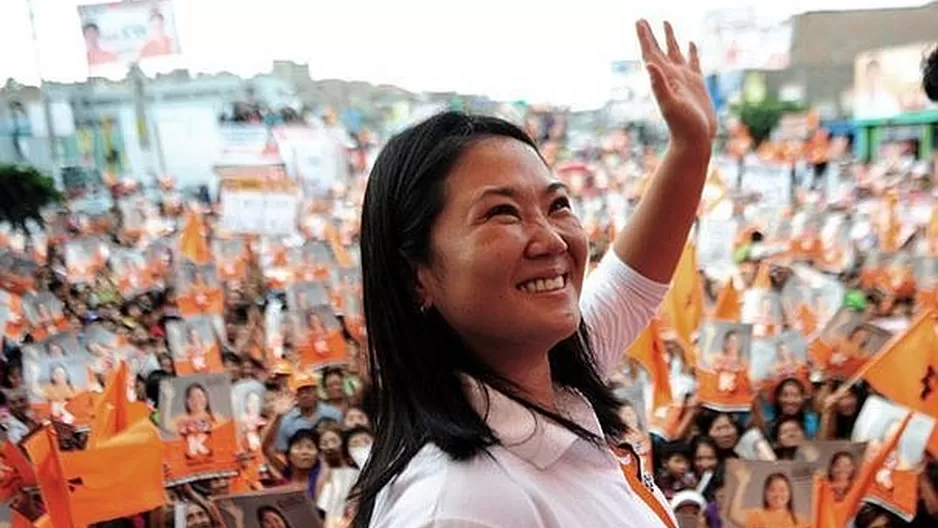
[
  {"x1": 0, "y1": 252, "x2": 38, "y2": 293},
  {"x1": 158, "y1": 373, "x2": 238, "y2": 485},
  {"x1": 77, "y1": 0, "x2": 181, "y2": 71},
  {"x1": 22, "y1": 292, "x2": 69, "y2": 341},
  {"x1": 286, "y1": 282, "x2": 329, "y2": 314},
  {"x1": 720, "y1": 459, "x2": 814, "y2": 528},
  {"x1": 294, "y1": 240, "x2": 335, "y2": 282},
  {"x1": 852, "y1": 396, "x2": 936, "y2": 520},
  {"x1": 812, "y1": 307, "x2": 866, "y2": 379},
  {"x1": 741, "y1": 290, "x2": 783, "y2": 338},
  {"x1": 264, "y1": 300, "x2": 285, "y2": 365},
  {"x1": 231, "y1": 380, "x2": 267, "y2": 455},
  {"x1": 214, "y1": 238, "x2": 250, "y2": 284},
  {"x1": 293, "y1": 304, "x2": 348, "y2": 371},
  {"x1": 175, "y1": 261, "x2": 224, "y2": 316},
  {"x1": 695, "y1": 321, "x2": 754, "y2": 411},
  {"x1": 143, "y1": 237, "x2": 174, "y2": 281},
  {"x1": 781, "y1": 264, "x2": 844, "y2": 330},
  {"x1": 796, "y1": 440, "x2": 867, "y2": 503},
  {"x1": 64, "y1": 237, "x2": 109, "y2": 284},
  {"x1": 610, "y1": 382, "x2": 652, "y2": 470},
  {"x1": 0, "y1": 290, "x2": 27, "y2": 340},
  {"x1": 166, "y1": 316, "x2": 225, "y2": 376},
  {"x1": 259, "y1": 236, "x2": 303, "y2": 290},
  {"x1": 815, "y1": 213, "x2": 855, "y2": 274},
  {"x1": 213, "y1": 487, "x2": 321, "y2": 528},
  {"x1": 788, "y1": 213, "x2": 824, "y2": 262},
  {"x1": 749, "y1": 331, "x2": 809, "y2": 394},
  {"x1": 110, "y1": 248, "x2": 155, "y2": 298},
  {"x1": 330, "y1": 267, "x2": 362, "y2": 314},
  {"x1": 21, "y1": 333, "x2": 96, "y2": 425},
  {"x1": 80, "y1": 324, "x2": 142, "y2": 386},
  {"x1": 117, "y1": 194, "x2": 160, "y2": 238}
]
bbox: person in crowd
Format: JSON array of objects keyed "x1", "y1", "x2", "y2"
[
  {"x1": 655, "y1": 441, "x2": 697, "y2": 500},
  {"x1": 342, "y1": 407, "x2": 370, "y2": 430},
  {"x1": 351, "y1": 19, "x2": 715, "y2": 527},
  {"x1": 271, "y1": 374, "x2": 342, "y2": 455},
  {"x1": 691, "y1": 436, "x2": 720, "y2": 481},
  {"x1": 772, "y1": 416, "x2": 806, "y2": 459},
  {"x1": 316, "y1": 423, "x2": 360, "y2": 525},
  {"x1": 322, "y1": 366, "x2": 351, "y2": 415},
  {"x1": 766, "y1": 378, "x2": 818, "y2": 442}
]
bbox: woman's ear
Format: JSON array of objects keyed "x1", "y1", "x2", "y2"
[{"x1": 412, "y1": 262, "x2": 434, "y2": 311}]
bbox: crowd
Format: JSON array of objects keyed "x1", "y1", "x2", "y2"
[{"x1": 0, "y1": 60, "x2": 938, "y2": 526}]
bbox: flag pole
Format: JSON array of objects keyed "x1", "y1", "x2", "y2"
[{"x1": 26, "y1": 0, "x2": 59, "y2": 171}]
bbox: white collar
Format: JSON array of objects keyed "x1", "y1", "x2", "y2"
[{"x1": 461, "y1": 376, "x2": 604, "y2": 470}]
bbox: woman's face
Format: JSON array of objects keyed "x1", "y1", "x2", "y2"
[
  {"x1": 260, "y1": 511, "x2": 288, "y2": 528},
  {"x1": 836, "y1": 390, "x2": 858, "y2": 416},
  {"x1": 414, "y1": 138, "x2": 587, "y2": 358},
  {"x1": 343, "y1": 408, "x2": 369, "y2": 429},
  {"x1": 618, "y1": 404, "x2": 640, "y2": 430},
  {"x1": 709, "y1": 415, "x2": 738, "y2": 449},
  {"x1": 325, "y1": 373, "x2": 344, "y2": 400},
  {"x1": 287, "y1": 437, "x2": 318, "y2": 469},
  {"x1": 830, "y1": 454, "x2": 856, "y2": 482},
  {"x1": 777, "y1": 421, "x2": 805, "y2": 448},
  {"x1": 694, "y1": 443, "x2": 718, "y2": 475},
  {"x1": 319, "y1": 430, "x2": 342, "y2": 459},
  {"x1": 723, "y1": 333, "x2": 739, "y2": 356},
  {"x1": 51, "y1": 367, "x2": 67, "y2": 385},
  {"x1": 778, "y1": 382, "x2": 804, "y2": 417},
  {"x1": 187, "y1": 387, "x2": 208, "y2": 414},
  {"x1": 765, "y1": 477, "x2": 791, "y2": 510},
  {"x1": 186, "y1": 503, "x2": 213, "y2": 528}
]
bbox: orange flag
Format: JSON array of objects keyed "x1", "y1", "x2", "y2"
[
  {"x1": 625, "y1": 318, "x2": 672, "y2": 408},
  {"x1": 812, "y1": 412, "x2": 911, "y2": 528},
  {"x1": 178, "y1": 211, "x2": 211, "y2": 264},
  {"x1": 711, "y1": 280, "x2": 740, "y2": 321},
  {"x1": 850, "y1": 310, "x2": 938, "y2": 417},
  {"x1": 22, "y1": 426, "x2": 74, "y2": 528},
  {"x1": 1, "y1": 440, "x2": 38, "y2": 501},
  {"x1": 663, "y1": 242, "x2": 704, "y2": 346},
  {"x1": 88, "y1": 360, "x2": 150, "y2": 448},
  {"x1": 59, "y1": 418, "x2": 165, "y2": 526}
]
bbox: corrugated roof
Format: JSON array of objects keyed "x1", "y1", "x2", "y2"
[{"x1": 790, "y1": 2, "x2": 938, "y2": 66}]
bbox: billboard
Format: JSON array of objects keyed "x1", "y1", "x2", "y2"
[
  {"x1": 700, "y1": 8, "x2": 791, "y2": 74},
  {"x1": 854, "y1": 42, "x2": 937, "y2": 119},
  {"x1": 78, "y1": 1, "x2": 181, "y2": 70}
]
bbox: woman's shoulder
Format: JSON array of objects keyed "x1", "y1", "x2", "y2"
[{"x1": 370, "y1": 444, "x2": 535, "y2": 528}]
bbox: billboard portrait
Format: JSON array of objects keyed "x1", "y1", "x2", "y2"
[
  {"x1": 78, "y1": 0, "x2": 181, "y2": 69},
  {"x1": 853, "y1": 42, "x2": 937, "y2": 119}
]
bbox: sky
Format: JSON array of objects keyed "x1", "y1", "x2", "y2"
[{"x1": 0, "y1": 0, "x2": 927, "y2": 109}]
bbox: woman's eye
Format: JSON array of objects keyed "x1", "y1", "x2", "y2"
[
  {"x1": 486, "y1": 204, "x2": 519, "y2": 219},
  {"x1": 549, "y1": 196, "x2": 572, "y2": 213}
]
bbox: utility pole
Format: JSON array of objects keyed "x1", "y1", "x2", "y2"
[{"x1": 26, "y1": 0, "x2": 59, "y2": 171}]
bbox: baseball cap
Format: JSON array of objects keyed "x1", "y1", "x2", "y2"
[
  {"x1": 291, "y1": 372, "x2": 317, "y2": 391},
  {"x1": 670, "y1": 490, "x2": 706, "y2": 512}
]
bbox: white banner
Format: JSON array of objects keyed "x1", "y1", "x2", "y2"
[
  {"x1": 219, "y1": 189, "x2": 298, "y2": 236},
  {"x1": 78, "y1": 0, "x2": 181, "y2": 70}
]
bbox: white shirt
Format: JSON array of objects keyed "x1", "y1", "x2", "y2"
[{"x1": 370, "y1": 252, "x2": 672, "y2": 527}]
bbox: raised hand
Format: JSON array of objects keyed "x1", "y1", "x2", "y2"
[{"x1": 636, "y1": 20, "x2": 717, "y2": 148}]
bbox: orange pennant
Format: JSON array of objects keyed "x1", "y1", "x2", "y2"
[
  {"x1": 663, "y1": 243, "x2": 704, "y2": 346},
  {"x1": 625, "y1": 318, "x2": 672, "y2": 408},
  {"x1": 178, "y1": 211, "x2": 212, "y2": 265},
  {"x1": 711, "y1": 280, "x2": 741, "y2": 321}
]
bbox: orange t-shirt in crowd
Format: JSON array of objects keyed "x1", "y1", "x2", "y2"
[{"x1": 743, "y1": 508, "x2": 806, "y2": 528}]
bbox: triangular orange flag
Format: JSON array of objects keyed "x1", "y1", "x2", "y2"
[
  {"x1": 812, "y1": 412, "x2": 912, "y2": 527},
  {"x1": 711, "y1": 280, "x2": 741, "y2": 321},
  {"x1": 88, "y1": 360, "x2": 151, "y2": 448},
  {"x1": 178, "y1": 211, "x2": 211, "y2": 265},
  {"x1": 850, "y1": 310, "x2": 938, "y2": 417},
  {"x1": 59, "y1": 419, "x2": 165, "y2": 526},
  {"x1": 625, "y1": 318, "x2": 672, "y2": 408},
  {"x1": 663, "y1": 242, "x2": 704, "y2": 346},
  {"x1": 22, "y1": 426, "x2": 75, "y2": 528}
]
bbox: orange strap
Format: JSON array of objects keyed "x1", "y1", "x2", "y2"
[{"x1": 613, "y1": 444, "x2": 677, "y2": 528}]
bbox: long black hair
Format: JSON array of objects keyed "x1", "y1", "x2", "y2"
[{"x1": 350, "y1": 112, "x2": 624, "y2": 525}]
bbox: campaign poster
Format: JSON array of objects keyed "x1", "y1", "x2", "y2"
[
  {"x1": 720, "y1": 459, "x2": 813, "y2": 528},
  {"x1": 166, "y1": 316, "x2": 225, "y2": 375},
  {"x1": 695, "y1": 321, "x2": 754, "y2": 412},
  {"x1": 213, "y1": 487, "x2": 321, "y2": 528},
  {"x1": 22, "y1": 333, "x2": 96, "y2": 425},
  {"x1": 78, "y1": 0, "x2": 181, "y2": 70}
]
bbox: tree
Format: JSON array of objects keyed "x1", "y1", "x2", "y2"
[
  {"x1": 734, "y1": 99, "x2": 804, "y2": 146},
  {"x1": 0, "y1": 164, "x2": 62, "y2": 233}
]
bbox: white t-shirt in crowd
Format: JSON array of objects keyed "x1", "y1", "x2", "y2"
[{"x1": 370, "y1": 251, "x2": 673, "y2": 527}]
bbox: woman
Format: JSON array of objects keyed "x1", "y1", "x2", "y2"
[
  {"x1": 766, "y1": 379, "x2": 818, "y2": 442},
  {"x1": 322, "y1": 367, "x2": 351, "y2": 415},
  {"x1": 239, "y1": 391, "x2": 265, "y2": 452},
  {"x1": 171, "y1": 383, "x2": 219, "y2": 460},
  {"x1": 729, "y1": 470, "x2": 806, "y2": 528},
  {"x1": 691, "y1": 436, "x2": 719, "y2": 480},
  {"x1": 317, "y1": 424, "x2": 360, "y2": 526},
  {"x1": 184, "y1": 326, "x2": 209, "y2": 372},
  {"x1": 352, "y1": 20, "x2": 715, "y2": 527},
  {"x1": 827, "y1": 451, "x2": 858, "y2": 502},
  {"x1": 257, "y1": 505, "x2": 293, "y2": 528},
  {"x1": 270, "y1": 429, "x2": 323, "y2": 499}
]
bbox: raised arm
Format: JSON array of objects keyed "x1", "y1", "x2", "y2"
[{"x1": 614, "y1": 21, "x2": 716, "y2": 283}]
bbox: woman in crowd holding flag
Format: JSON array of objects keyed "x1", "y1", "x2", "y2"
[{"x1": 352, "y1": 19, "x2": 715, "y2": 528}]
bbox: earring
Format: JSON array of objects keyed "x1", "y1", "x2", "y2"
[{"x1": 419, "y1": 301, "x2": 432, "y2": 314}]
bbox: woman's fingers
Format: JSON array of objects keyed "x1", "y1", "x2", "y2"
[
  {"x1": 664, "y1": 22, "x2": 685, "y2": 64},
  {"x1": 689, "y1": 42, "x2": 701, "y2": 73},
  {"x1": 636, "y1": 19, "x2": 663, "y2": 64},
  {"x1": 645, "y1": 63, "x2": 673, "y2": 105}
]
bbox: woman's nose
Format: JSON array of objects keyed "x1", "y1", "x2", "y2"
[{"x1": 524, "y1": 222, "x2": 568, "y2": 259}]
